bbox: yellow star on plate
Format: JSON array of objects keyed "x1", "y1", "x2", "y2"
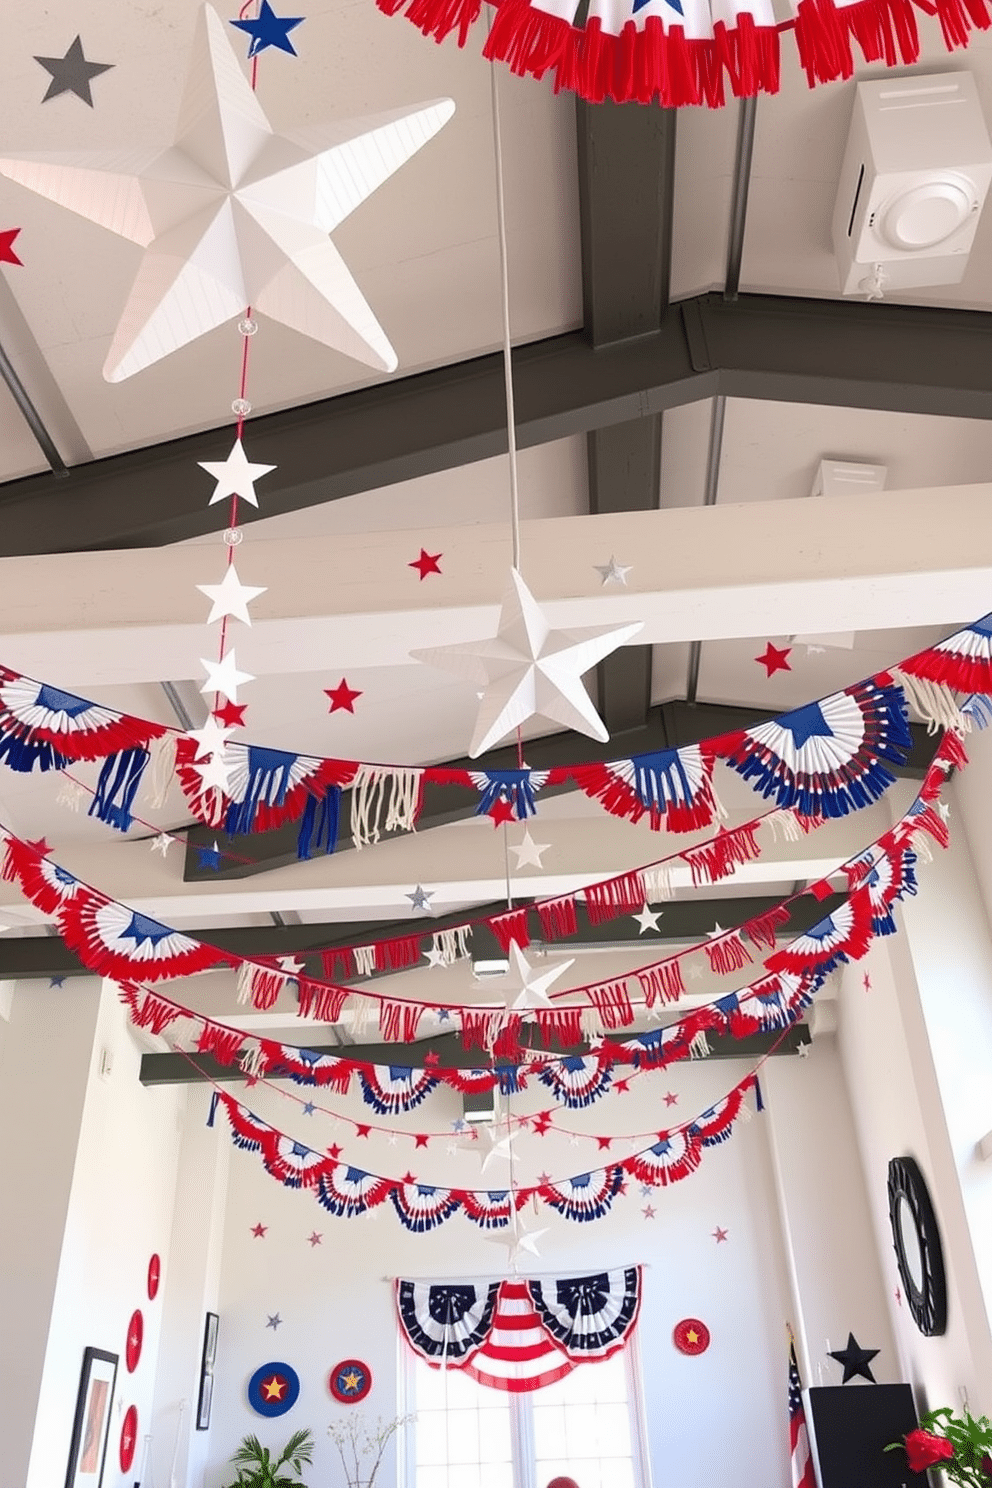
[
  {"x1": 342, "y1": 1370, "x2": 361, "y2": 1390},
  {"x1": 262, "y1": 1375, "x2": 286, "y2": 1400},
  {"x1": 687, "y1": 1329, "x2": 699, "y2": 1343}
]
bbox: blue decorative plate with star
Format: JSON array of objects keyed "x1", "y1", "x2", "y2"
[{"x1": 248, "y1": 1361, "x2": 300, "y2": 1416}]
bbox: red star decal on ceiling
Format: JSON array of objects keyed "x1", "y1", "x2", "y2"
[
  {"x1": 327, "y1": 1143, "x2": 342, "y2": 1159},
  {"x1": 214, "y1": 699, "x2": 248, "y2": 728},
  {"x1": 663, "y1": 1091, "x2": 679, "y2": 1107},
  {"x1": 409, "y1": 548, "x2": 442, "y2": 580},
  {"x1": 537, "y1": 1172, "x2": 552, "y2": 1186},
  {"x1": 250, "y1": 1221, "x2": 267, "y2": 1238},
  {"x1": 325, "y1": 678, "x2": 363, "y2": 713},
  {"x1": 423, "y1": 1049, "x2": 441, "y2": 1067},
  {"x1": 532, "y1": 1111, "x2": 554, "y2": 1135},
  {"x1": 755, "y1": 642, "x2": 792, "y2": 677},
  {"x1": 27, "y1": 837, "x2": 51, "y2": 858},
  {"x1": 0, "y1": 228, "x2": 22, "y2": 266},
  {"x1": 712, "y1": 1225, "x2": 729, "y2": 1243},
  {"x1": 355, "y1": 1124, "x2": 371, "y2": 1138},
  {"x1": 596, "y1": 1136, "x2": 612, "y2": 1150},
  {"x1": 613, "y1": 1078, "x2": 631, "y2": 1094},
  {"x1": 488, "y1": 798, "x2": 516, "y2": 827},
  {"x1": 402, "y1": 1171, "x2": 418, "y2": 1184}
]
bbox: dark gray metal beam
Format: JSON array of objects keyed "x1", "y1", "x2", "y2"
[
  {"x1": 1, "y1": 890, "x2": 844, "y2": 980},
  {"x1": 5, "y1": 293, "x2": 992, "y2": 555},
  {"x1": 183, "y1": 699, "x2": 937, "y2": 881},
  {"x1": 139, "y1": 1023, "x2": 810, "y2": 1086}
]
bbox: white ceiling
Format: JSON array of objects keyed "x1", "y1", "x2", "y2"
[{"x1": 0, "y1": 1, "x2": 985, "y2": 981}]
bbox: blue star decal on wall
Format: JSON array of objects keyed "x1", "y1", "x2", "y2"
[
  {"x1": 49, "y1": 975, "x2": 67, "y2": 988},
  {"x1": 779, "y1": 700, "x2": 833, "y2": 749},
  {"x1": 120, "y1": 912, "x2": 172, "y2": 947},
  {"x1": 302, "y1": 1102, "x2": 315, "y2": 1116},
  {"x1": 231, "y1": 1, "x2": 304, "y2": 57}
]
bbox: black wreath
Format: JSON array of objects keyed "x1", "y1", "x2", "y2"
[{"x1": 887, "y1": 1156, "x2": 947, "y2": 1337}]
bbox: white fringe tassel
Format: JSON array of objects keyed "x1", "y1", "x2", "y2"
[
  {"x1": 765, "y1": 809, "x2": 803, "y2": 843},
  {"x1": 350, "y1": 765, "x2": 423, "y2": 850},
  {"x1": 431, "y1": 927, "x2": 472, "y2": 966},
  {"x1": 239, "y1": 1044, "x2": 266, "y2": 1077},
  {"x1": 689, "y1": 1031, "x2": 711, "y2": 1060},
  {"x1": 353, "y1": 946, "x2": 376, "y2": 978},
  {"x1": 146, "y1": 732, "x2": 178, "y2": 809},
  {"x1": 349, "y1": 996, "x2": 378, "y2": 1041},
  {"x1": 892, "y1": 668, "x2": 970, "y2": 737},
  {"x1": 643, "y1": 864, "x2": 675, "y2": 902}
]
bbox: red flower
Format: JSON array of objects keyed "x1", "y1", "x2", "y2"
[{"x1": 904, "y1": 1430, "x2": 955, "y2": 1473}]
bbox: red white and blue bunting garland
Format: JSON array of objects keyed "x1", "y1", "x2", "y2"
[
  {"x1": 396, "y1": 1268, "x2": 640, "y2": 1392},
  {"x1": 0, "y1": 612, "x2": 984, "y2": 853}
]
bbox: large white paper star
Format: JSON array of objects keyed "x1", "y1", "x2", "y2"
[
  {"x1": 199, "y1": 439, "x2": 276, "y2": 509},
  {"x1": 412, "y1": 568, "x2": 643, "y2": 757},
  {"x1": 503, "y1": 939, "x2": 575, "y2": 1012},
  {"x1": 483, "y1": 1215, "x2": 548, "y2": 1263},
  {"x1": 0, "y1": 6, "x2": 454, "y2": 380},
  {"x1": 197, "y1": 565, "x2": 267, "y2": 625}
]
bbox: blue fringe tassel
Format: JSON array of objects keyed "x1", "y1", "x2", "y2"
[
  {"x1": 223, "y1": 745, "x2": 297, "y2": 835},
  {"x1": 0, "y1": 727, "x2": 71, "y2": 773},
  {"x1": 632, "y1": 749, "x2": 696, "y2": 810},
  {"x1": 755, "y1": 1078, "x2": 764, "y2": 1112},
  {"x1": 207, "y1": 1091, "x2": 219, "y2": 1127},
  {"x1": 963, "y1": 693, "x2": 992, "y2": 729},
  {"x1": 474, "y1": 770, "x2": 539, "y2": 819},
  {"x1": 88, "y1": 747, "x2": 149, "y2": 831},
  {"x1": 297, "y1": 786, "x2": 340, "y2": 860}
]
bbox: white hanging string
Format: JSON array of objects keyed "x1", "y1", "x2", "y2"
[{"x1": 487, "y1": 16, "x2": 522, "y2": 573}]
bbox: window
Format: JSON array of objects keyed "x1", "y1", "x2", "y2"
[{"x1": 402, "y1": 1345, "x2": 650, "y2": 1488}]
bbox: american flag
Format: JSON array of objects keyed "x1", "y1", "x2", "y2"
[{"x1": 789, "y1": 1338, "x2": 816, "y2": 1488}]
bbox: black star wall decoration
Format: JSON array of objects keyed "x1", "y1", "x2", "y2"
[
  {"x1": 34, "y1": 37, "x2": 113, "y2": 106},
  {"x1": 828, "y1": 1333, "x2": 880, "y2": 1383}
]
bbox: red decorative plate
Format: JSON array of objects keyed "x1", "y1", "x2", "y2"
[
  {"x1": 147, "y1": 1253, "x2": 161, "y2": 1300},
  {"x1": 120, "y1": 1406, "x2": 138, "y2": 1473},
  {"x1": 126, "y1": 1309, "x2": 143, "y2": 1373},
  {"x1": 329, "y1": 1358, "x2": 372, "y2": 1402},
  {"x1": 673, "y1": 1318, "x2": 710, "y2": 1355}
]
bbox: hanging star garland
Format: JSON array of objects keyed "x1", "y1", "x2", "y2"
[
  {"x1": 2, "y1": 7, "x2": 454, "y2": 380},
  {"x1": 412, "y1": 567, "x2": 643, "y2": 756},
  {"x1": 198, "y1": 439, "x2": 276, "y2": 509},
  {"x1": 197, "y1": 566, "x2": 267, "y2": 625}
]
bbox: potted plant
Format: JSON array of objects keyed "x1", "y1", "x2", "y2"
[
  {"x1": 224, "y1": 1428, "x2": 315, "y2": 1487},
  {"x1": 887, "y1": 1405, "x2": 992, "y2": 1484}
]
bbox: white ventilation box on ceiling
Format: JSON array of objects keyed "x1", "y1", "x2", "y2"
[{"x1": 833, "y1": 71, "x2": 992, "y2": 296}]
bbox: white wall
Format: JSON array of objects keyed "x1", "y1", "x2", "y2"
[{"x1": 22, "y1": 979, "x2": 185, "y2": 1488}]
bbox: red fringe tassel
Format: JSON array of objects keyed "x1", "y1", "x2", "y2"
[
  {"x1": 377, "y1": 0, "x2": 483, "y2": 44},
  {"x1": 585, "y1": 871, "x2": 646, "y2": 925},
  {"x1": 743, "y1": 905, "x2": 790, "y2": 953},
  {"x1": 296, "y1": 980, "x2": 348, "y2": 1023},
  {"x1": 705, "y1": 934, "x2": 752, "y2": 976},
  {"x1": 490, "y1": 907, "x2": 531, "y2": 954},
  {"x1": 636, "y1": 960, "x2": 684, "y2": 1006},
  {"x1": 537, "y1": 897, "x2": 578, "y2": 940}
]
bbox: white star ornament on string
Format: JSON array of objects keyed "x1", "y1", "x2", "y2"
[
  {"x1": 0, "y1": 6, "x2": 455, "y2": 380},
  {"x1": 411, "y1": 568, "x2": 643, "y2": 757},
  {"x1": 511, "y1": 829, "x2": 550, "y2": 870},
  {"x1": 199, "y1": 440, "x2": 276, "y2": 509},
  {"x1": 200, "y1": 649, "x2": 254, "y2": 705},
  {"x1": 197, "y1": 565, "x2": 267, "y2": 625}
]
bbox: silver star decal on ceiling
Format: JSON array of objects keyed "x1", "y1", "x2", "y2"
[
  {"x1": 510, "y1": 829, "x2": 550, "y2": 870},
  {"x1": 631, "y1": 903, "x2": 663, "y2": 934},
  {"x1": 406, "y1": 885, "x2": 434, "y2": 913},
  {"x1": 593, "y1": 555, "x2": 633, "y2": 586},
  {"x1": 412, "y1": 567, "x2": 642, "y2": 757},
  {"x1": 3, "y1": 6, "x2": 454, "y2": 380},
  {"x1": 34, "y1": 37, "x2": 113, "y2": 107},
  {"x1": 266, "y1": 1313, "x2": 283, "y2": 1330}
]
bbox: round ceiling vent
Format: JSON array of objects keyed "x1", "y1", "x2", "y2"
[{"x1": 878, "y1": 176, "x2": 976, "y2": 252}]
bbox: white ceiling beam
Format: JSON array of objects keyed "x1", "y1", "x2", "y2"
[{"x1": 0, "y1": 484, "x2": 988, "y2": 685}]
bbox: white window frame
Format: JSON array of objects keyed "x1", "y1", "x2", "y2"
[{"x1": 398, "y1": 1332, "x2": 653, "y2": 1488}]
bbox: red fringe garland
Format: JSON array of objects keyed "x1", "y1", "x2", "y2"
[
  {"x1": 493, "y1": 1016, "x2": 524, "y2": 1060},
  {"x1": 534, "y1": 1007, "x2": 585, "y2": 1046},
  {"x1": 375, "y1": 935, "x2": 422, "y2": 973},
  {"x1": 460, "y1": 1010, "x2": 501, "y2": 1051},
  {"x1": 483, "y1": 0, "x2": 576, "y2": 81},
  {"x1": 901, "y1": 639, "x2": 992, "y2": 697},
  {"x1": 793, "y1": 0, "x2": 920, "y2": 85},
  {"x1": 714, "y1": 12, "x2": 780, "y2": 96},
  {"x1": 636, "y1": 960, "x2": 685, "y2": 1007},
  {"x1": 376, "y1": 0, "x2": 483, "y2": 44},
  {"x1": 684, "y1": 823, "x2": 762, "y2": 886},
  {"x1": 566, "y1": 761, "x2": 718, "y2": 834},
  {"x1": 490, "y1": 907, "x2": 531, "y2": 954},
  {"x1": 379, "y1": 999, "x2": 424, "y2": 1043},
  {"x1": 705, "y1": 934, "x2": 752, "y2": 976},
  {"x1": 320, "y1": 947, "x2": 355, "y2": 981},
  {"x1": 742, "y1": 905, "x2": 790, "y2": 953},
  {"x1": 585, "y1": 871, "x2": 646, "y2": 926},
  {"x1": 296, "y1": 980, "x2": 348, "y2": 1023},
  {"x1": 117, "y1": 984, "x2": 180, "y2": 1037},
  {"x1": 587, "y1": 979, "x2": 635, "y2": 1030},
  {"x1": 936, "y1": 729, "x2": 968, "y2": 771},
  {"x1": 242, "y1": 965, "x2": 287, "y2": 1011},
  {"x1": 537, "y1": 897, "x2": 578, "y2": 940},
  {"x1": 197, "y1": 1021, "x2": 246, "y2": 1066}
]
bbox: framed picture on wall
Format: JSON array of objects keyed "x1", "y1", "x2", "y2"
[
  {"x1": 196, "y1": 1311, "x2": 219, "y2": 1431},
  {"x1": 65, "y1": 1347, "x2": 118, "y2": 1488}
]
